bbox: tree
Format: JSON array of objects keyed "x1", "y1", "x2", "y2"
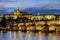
[{"x1": 1, "y1": 17, "x2": 6, "y2": 28}]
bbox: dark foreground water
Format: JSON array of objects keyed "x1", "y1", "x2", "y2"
[{"x1": 0, "y1": 31, "x2": 60, "y2": 40}]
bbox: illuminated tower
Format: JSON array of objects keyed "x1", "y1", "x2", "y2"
[
  {"x1": 13, "y1": 9, "x2": 21, "y2": 19},
  {"x1": 13, "y1": 8, "x2": 27, "y2": 19},
  {"x1": 14, "y1": 9, "x2": 20, "y2": 16},
  {"x1": 37, "y1": 12, "x2": 40, "y2": 15}
]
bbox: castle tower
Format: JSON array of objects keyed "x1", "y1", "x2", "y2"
[
  {"x1": 14, "y1": 9, "x2": 20, "y2": 16},
  {"x1": 13, "y1": 9, "x2": 21, "y2": 19},
  {"x1": 37, "y1": 12, "x2": 40, "y2": 15}
]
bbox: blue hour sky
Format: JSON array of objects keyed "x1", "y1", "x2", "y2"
[{"x1": 0, "y1": 0, "x2": 60, "y2": 9}]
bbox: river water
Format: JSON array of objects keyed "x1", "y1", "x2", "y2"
[{"x1": 0, "y1": 31, "x2": 60, "y2": 40}]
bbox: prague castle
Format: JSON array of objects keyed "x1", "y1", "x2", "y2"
[
  {"x1": 0, "y1": 9, "x2": 58, "y2": 21},
  {"x1": 0, "y1": 9, "x2": 60, "y2": 32}
]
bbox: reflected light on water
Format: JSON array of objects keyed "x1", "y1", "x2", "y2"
[
  {"x1": 0, "y1": 31, "x2": 60, "y2": 40},
  {"x1": 48, "y1": 33, "x2": 56, "y2": 40}
]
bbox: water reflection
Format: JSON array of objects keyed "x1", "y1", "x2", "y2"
[{"x1": 0, "y1": 31, "x2": 60, "y2": 40}]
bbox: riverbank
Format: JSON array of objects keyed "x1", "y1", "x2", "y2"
[{"x1": 0, "y1": 30, "x2": 56, "y2": 33}]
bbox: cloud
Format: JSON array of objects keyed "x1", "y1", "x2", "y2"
[
  {"x1": 0, "y1": 1, "x2": 38, "y2": 9},
  {"x1": 0, "y1": 0, "x2": 15, "y2": 2},
  {"x1": 0, "y1": 0, "x2": 60, "y2": 9}
]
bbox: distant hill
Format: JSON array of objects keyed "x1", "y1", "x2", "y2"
[
  {"x1": 22, "y1": 8, "x2": 60, "y2": 15},
  {"x1": 0, "y1": 7, "x2": 60, "y2": 15}
]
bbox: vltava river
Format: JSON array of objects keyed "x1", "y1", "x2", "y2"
[{"x1": 0, "y1": 31, "x2": 60, "y2": 40}]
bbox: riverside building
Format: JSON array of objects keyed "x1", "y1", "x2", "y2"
[{"x1": 0, "y1": 9, "x2": 60, "y2": 32}]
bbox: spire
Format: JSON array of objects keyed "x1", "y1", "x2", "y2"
[
  {"x1": 37, "y1": 12, "x2": 40, "y2": 15},
  {"x1": 17, "y1": 8, "x2": 20, "y2": 10},
  {"x1": 14, "y1": 8, "x2": 20, "y2": 16}
]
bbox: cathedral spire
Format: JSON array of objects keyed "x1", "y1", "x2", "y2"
[
  {"x1": 17, "y1": 8, "x2": 20, "y2": 10},
  {"x1": 37, "y1": 12, "x2": 40, "y2": 15},
  {"x1": 14, "y1": 8, "x2": 20, "y2": 16}
]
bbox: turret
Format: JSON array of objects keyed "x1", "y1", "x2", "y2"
[
  {"x1": 14, "y1": 8, "x2": 20, "y2": 16},
  {"x1": 37, "y1": 12, "x2": 40, "y2": 15}
]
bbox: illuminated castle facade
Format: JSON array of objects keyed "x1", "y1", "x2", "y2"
[
  {"x1": 0, "y1": 9, "x2": 60, "y2": 21},
  {"x1": 0, "y1": 9, "x2": 60, "y2": 31}
]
